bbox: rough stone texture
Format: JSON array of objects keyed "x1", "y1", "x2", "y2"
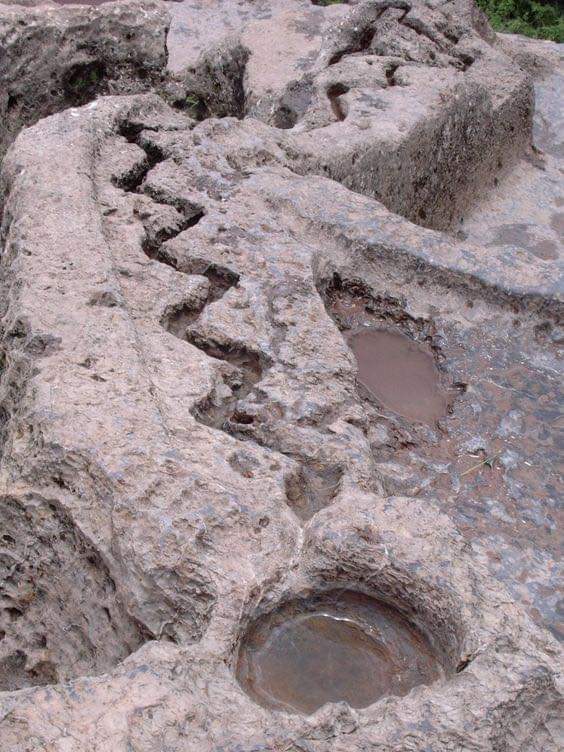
[
  {"x1": 166, "y1": 0, "x2": 345, "y2": 74},
  {"x1": 0, "y1": 0, "x2": 169, "y2": 159},
  {"x1": 0, "y1": 494, "x2": 152, "y2": 691},
  {"x1": 0, "y1": 86, "x2": 562, "y2": 749},
  {"x1": 0, "y1": 0, "x2": 562, "y2": 749},
  {"x1": 464, "y1": 35, "x2": 563, "y2": 262},
  {"x1": 175, "y1": 0, "x2": 535, "y2": 231}
]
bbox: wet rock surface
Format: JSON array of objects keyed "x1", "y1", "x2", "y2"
[
  {"x1": 236, "y1": 589, "x2": 447, "y2": 714},
  {"x1": 344, "y1": 327, "x2": 450, "y2": 425},
  {"x1": 0, "y1": 1, "x2": 562, "y2": 750}
]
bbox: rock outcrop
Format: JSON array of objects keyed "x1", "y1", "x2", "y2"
[
  {"x1": 177, "y1": 0, "x2": 535, "y2": 230},
  {"x1": 0, "y1": 0, "x2": 561, "y2": 750},
  {"x1": 0, "y1": 0, "x2": 169, "y2": 158}
]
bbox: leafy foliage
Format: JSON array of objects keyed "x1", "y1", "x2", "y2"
[{"x1": 476, "y1": 0, "x2": 564, "y2": 42}]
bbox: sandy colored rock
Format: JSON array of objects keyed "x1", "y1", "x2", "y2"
[
  {"x1": 0, "y1": 86, "x2": 561, "y2": 749},
  {"x1": 0, "y1": 0, "x2": 562, "y2": 749},
  {"x1": 0, "y1": 0, "x2": 169, "y2": 158}
]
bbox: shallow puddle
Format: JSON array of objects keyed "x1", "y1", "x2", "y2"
[
  {"x1": 347, "y1": 327, "x2": 449, "y2": 425},
  {"x1": 236, "y1": 590, "x2": 445, "y2": 714}
]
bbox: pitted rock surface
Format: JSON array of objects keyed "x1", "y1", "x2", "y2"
[
  {"x1": 0, "y1": 1, "x2": 562, "y2": 750},
  {"x1": 175, "y1": 0, "x2": 535, "y2": 231},
  {"x1": 0, "y1": 0, "x2": 169, "y2": 159}
]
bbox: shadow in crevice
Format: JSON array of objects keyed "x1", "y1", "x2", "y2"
[
  {"x1": 114, "y1": 122, "x2": 167, "y2": 191},
  {"x1": 115, "y1": 120, "x2": 208, "y2": 265},
  {"x1": 115, "y1": 122, "x2": 271, "y2": 440},
  {"x1": 328, "y1": 23, "x2": 379, "y2": 66},
  {"x1": 327, "y1": 83, "x2": 350, "y2": 121},
  {"x1": 112, "y1": 119, "x2": 360, "y2": 523},
  {"x1": 285, "y1": 461, "x2": 344, "y2": 521},
  {"x1": 189, "y1": 338, "x2": 268, "y2": 431},
  {"x1": 162, "y1": 261, "x2": 241, "y2": 336},
  {"x1": 141, "y1": 210, "x2": 206, "y2": 263}
]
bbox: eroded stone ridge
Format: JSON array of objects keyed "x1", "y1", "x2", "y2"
[
  {"x1": 176, "y1": 0, "x2": 535, "y2": 231},
  {"x1": 0, "y1": 0, "x2": 562, "y2": 750},
  {"x1": 0, "y1": 0, "x2": 170, "y2": 159}
]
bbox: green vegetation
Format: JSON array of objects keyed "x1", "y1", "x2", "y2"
[
  {"x1": 182, "y1": 93, "x2": 207, "y2": 120},
  {"x1": 184, "y1": 94, "x2": 201, "y2": 111},
  {"x1": 476, "y1": 0, "x2": 564, "y2": 42}
]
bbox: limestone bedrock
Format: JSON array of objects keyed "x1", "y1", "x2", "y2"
[{"x1": 0, "y1": 0, "x2": 562, "y2": 750}]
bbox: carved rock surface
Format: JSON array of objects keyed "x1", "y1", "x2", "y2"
[
  {"x1": 0, "y1": 0, "x2": 562, "y2": 750},
  {"x1": 0, "y1": 0, "x2": 169, "y2": 158},
  {"x1": 0, "y1": 86, "x2": 561, "y2": 750},
  {"x1": 464, "y1": 35, "x2": 564, "y2": 260},
  {"x1": 177, "y1": 0, "x2": 534, "y2": 231}
]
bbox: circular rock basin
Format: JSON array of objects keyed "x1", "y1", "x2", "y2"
[
  {"x1": 236, "y1": 590, "x2": 446, "y2": 714},
  {"x1": 346, "y1": 327, "x2": 450, "y2": 425}
]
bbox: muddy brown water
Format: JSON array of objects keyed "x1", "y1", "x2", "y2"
[
  {"x1": 236, "y1": 590, "x2": 445, "y2": 714},
  {"x1": 346, "y1": 327, "x2": 450, "y2": 425}
]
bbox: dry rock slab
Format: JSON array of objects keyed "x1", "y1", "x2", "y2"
[
  {"x1": 464, "y1": 35, "x2": 563, "y2": 263},
  {"x1": 179, "y1": 0, "x2": 535, "y2": 231}
]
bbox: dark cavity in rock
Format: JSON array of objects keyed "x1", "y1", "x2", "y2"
[
  {"x1": 62, "y1": 61, "x2": 107, "y2": 105},
  {"x1": 327, "y1": 83, "x2": 350, "y2": 121},
  {"x1": 285, "y1": 461, "x2": 344, "y2": 521},
  {"x1": 0, "y1": 495, "x2": 152, "y2": 691},
  {"x1": 236, "y1": 590, "x2": 446, "y2": 714},
  {"x1": 347, "y1": 327, "x2": 449, "y2": 425},
  {"x1": 272, "y1": 81, "x2": 314, "y2": 130}
]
